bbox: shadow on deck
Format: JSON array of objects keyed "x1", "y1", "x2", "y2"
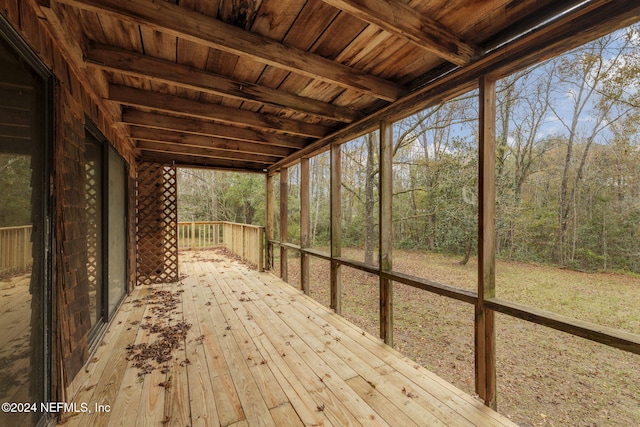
[{"x1": 58, "y1": 250, "x2": 516, "y2": 426}]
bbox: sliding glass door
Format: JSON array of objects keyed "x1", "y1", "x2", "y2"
[
  {"x1": 85, "y1": 124, "x2": 128, "y2": 340},
  {"x1": 107, "y1": 146, "x2": 127, "y2": 317},
  {"x1": 0, "y1": 19, "x2": 51, "y2": 427}
]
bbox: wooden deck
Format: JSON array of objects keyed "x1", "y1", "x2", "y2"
[{"x1": 58, "y1": 250, "x2": 517, "y2": 426}]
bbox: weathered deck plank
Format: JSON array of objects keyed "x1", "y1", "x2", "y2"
[{"x1": 57, "y1": 250, "x2": 517, "y2": 427}]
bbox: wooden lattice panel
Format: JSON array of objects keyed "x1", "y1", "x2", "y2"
[{"x1": 136, "y1": 162, "x2": 178, "y2": 285}]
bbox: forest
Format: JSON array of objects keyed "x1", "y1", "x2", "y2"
[{"x1": 178, "y1": 24, "x2": 640, "y2": 275}]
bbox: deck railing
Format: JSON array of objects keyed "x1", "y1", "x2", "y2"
[
  {"x1": 0, "y1": 225, "x2": 33, "y2": 276},
  {"x1": 178, "y1": 221, "x2": 264, "y2": 271}
]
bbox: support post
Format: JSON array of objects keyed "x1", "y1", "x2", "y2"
[
  {"x1": 379, "y1": 122, "x2": 394, "y2": 346},
  {"x1": 330, "y1": 144, "x2": 342, "y2": 314},
  {"x1": 280, "y1": 167, "x2": 289, "y2": 283},
  {"x1": 258, "y1": 227, "x2": 264, "y2": 272},
  {"x1": 300, "y1": 157, "x2": 310, "y2": 295},
  {"x1": 476, "y1": 75, "x2": 497, "y2": 409},
  {"x1": 266, "y1": 174, "x2": 274, "y2": 270}
]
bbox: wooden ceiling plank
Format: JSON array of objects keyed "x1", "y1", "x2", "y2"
[
  {"x1": 321, "y1": 0, "x2": 482, "y2": 66},
  {"x1": 33, "y1": 0, "x2": 131, "y2": 148},
  {"x1": 54, "y1": 0, "x2": 407, "y2": 101},
  {"x1": 121, "y1": 110, "x2": 308, "y2": 149},
  {"x1": 250, "y1": 0, "x2": 310, "y2": 40},
  {"x1": 177, "y1": 0, "x2": 220, "y2": 18},
  {"x1": 136, "y1": 140, "x2": 280, "y2": 164},
  {"x1": 109, "y1": 85, "x2": 330, "y2": 138},
  {"x1": 268, "y1": 0, "x2": 640, "y2": 172},
  {"x1": 129, "y1": 126, "x2": 294, "y2": 157},
  {"x1": 86, "y1": 45, "x2": 362, "y2": 122},
  {"x1": 311, "y1": 10, "x2": 368, "y2": 60},
  {"x1": 139, "y1": 150, "x2": 268, "y2": 172},
  {"x1": 283, "y1": 0, "x2": 339, "y2": 52},
  {"x1": 175, "y1": 38, "x2": 211, "y2": 101}
]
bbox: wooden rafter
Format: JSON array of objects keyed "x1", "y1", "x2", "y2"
[
  {"x1": 129, "y1": 127, "x2": 295, "y2": 158},
  {"x1": 53, "y1": 0, "x2": 408, "y2": 101},
  {"x1": 321, "y1": 0, "x2": 481, "y2": 66},
  {"x1": 121, "y1": 110, "x2": 308, "y2": 149},
  {"x1": 85, "y1": 45, "x2": 363, "y2": 123},
  {"x1": 109, "y1": 85, "x2": 330, "y2": 138},
  {"x1": 138, "y1": 151, "x2": 269, "y2": 171},
  {"x1": 268, "y1": 0, "x2": 640, "y2": 172},
  {"x1": 136, "y1": 140, "x2": 280, "y2": 164}
]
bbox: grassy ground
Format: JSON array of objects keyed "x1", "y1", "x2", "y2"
[{"x1": 284, "y1": 248, "x2": 640, "y2": 426}]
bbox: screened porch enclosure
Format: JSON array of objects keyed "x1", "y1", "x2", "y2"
[{"x1": 1, "y1": 0, "x2": 640, "y2": 426}]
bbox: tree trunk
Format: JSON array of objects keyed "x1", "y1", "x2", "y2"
[
  {"x1": 459, "y1": 237, "x2": 473, "y2": 265},
  {"x1": 364, "y1": 133, "x2": 375, "y2": 265}
]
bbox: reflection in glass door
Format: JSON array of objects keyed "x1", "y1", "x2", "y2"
[
  {"x1": 85, "y1": 134, "x2": 104, "y2": 335},
  {"x1": 0, "y1": 22, "x2": 50, "y2": 427},
  {"x1": 107, "y1": 147, "x2": 127, "y2": 317}
]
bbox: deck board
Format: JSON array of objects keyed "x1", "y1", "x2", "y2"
[{"x1": 58, "y1": 250, "x2": 517, "y2": 426}]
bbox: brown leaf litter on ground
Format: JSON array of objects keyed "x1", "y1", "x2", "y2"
[{"x1": 126, "y1": 287, "x2": 192, "y2": 379}]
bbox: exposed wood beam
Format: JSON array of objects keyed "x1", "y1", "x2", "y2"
[
  {"x1": 85, "y1": 45, "x2": 363, "y2": 123},
  {"x1": 54, "y1": 0, "x2": 407, "y2": 101},
  {"x1": 480, "y1": 0, "x2": 589, "y2": 52},
  {"x1": 139, "y1": 151, "x2": 267, "y2": 172},
  {"x1": 330, "y1": 143, "x2": 342, "y2": 314},
  {"x1": 129, "y1": 126, "x2": 294, "y2": 158},
  {"x1": 109, "y1": 85, "x2": 329, "y2": 138},
  {"x1": 476, "y1": 75, "x2": 497, "y2": 409},
  {"x1": 300, "y1": 157, "x2": 310, "y2": 295},
  {"x1": 266, "y1": 174, "x2": 275, "y2": 271},
  {"x1": 32, "y1": 0, "x2": 132, "y2": 153},
  {"x1": 379, "y1": 120, "x2": 393, "y2": 346},
  {"x1": 121, "y1": 110, "x2": 308, "y2": 149},
  {"x1": 322, "y1": 0, "x2": 481, "y2": 66},
  {"x1": 136, "y1": 140, "x2": 279, "y2": 164},
  {"x1": 268, "y1": 0, "x2": 640, "y2": 172},
  {"x1": 382, "y1": 270, "x2": 477, "y2": 305},
  {"x1": 486, "y1": 298, "x2": 640, "y2": 356},
  {"x1": 279, "y1": 167, "x2": 289, "y2": 283}
]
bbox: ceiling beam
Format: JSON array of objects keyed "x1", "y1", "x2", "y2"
[
  {"x1": 321, "y1": 0, "x2": 481, "y2": 66},
  {"x1": 109, "y1": 85, "x2": 330, "y2": 138},
  {"x1": 121, "y1": 110, "x2": 308, "y2": 149},
  {"x1": 136, "y1": 140, "x2": 280, "y2": 164},
  {"x1": 139, "y1": 151, "x2": 268, "y2": 172},
  {"x1": 268, "y1": 0, "x2": 640, "y2": 172},
  {"x1": 53, "y1": 0, "x2": 407, "y2": 101},
  {"x1": 129, "y1": 126, "x2": 295, "y2": 157},
  {"x1": 85, "y1": 45, "x2": 363, "y2": 123}
]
